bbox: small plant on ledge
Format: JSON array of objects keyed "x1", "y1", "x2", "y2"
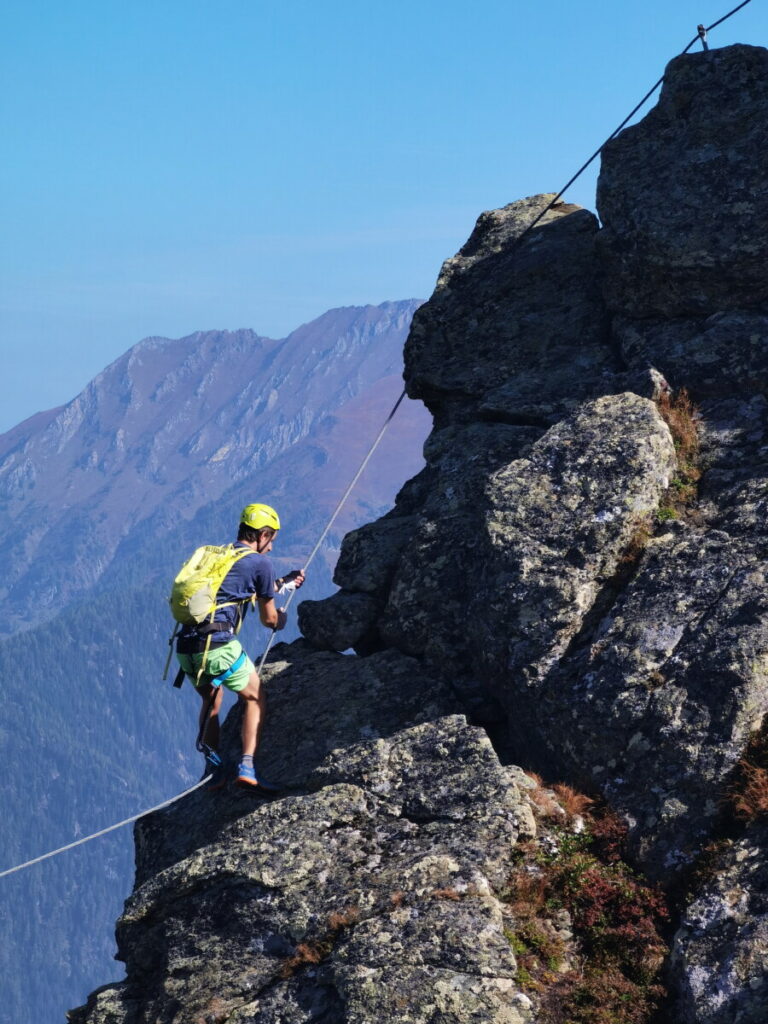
[{"x1": 655, "y1": 388, "x2": 702, "y2": 522}]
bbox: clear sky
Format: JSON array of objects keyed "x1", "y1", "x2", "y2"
[{"x1": 1, "y1": 0, "x2": 764, "y2": 433}]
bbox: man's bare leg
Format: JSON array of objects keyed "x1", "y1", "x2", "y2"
[
  {"x1": 197, "y1": 684, "x2": 223, "y2": 752},
  {"x1": 237, "y1": 671, "x2": 263, "y2": 757},
  {"x1": 236, "y1": 672, "x2": 277, "y2": 791}
]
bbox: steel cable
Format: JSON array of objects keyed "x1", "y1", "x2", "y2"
[
  {"x1": 0, "y1": 775, "x2": 212, "y2": 880},
  {"x1": 516, "y1": 0, "x2": 754, "y2": 245},
  {"x1": 256, "y1": 386, "x2": 407, "y2": 673}
]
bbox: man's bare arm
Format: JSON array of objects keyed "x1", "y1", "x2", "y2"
[{"x1": 258, "y1": 596, "x2": 287, "y2": 631}]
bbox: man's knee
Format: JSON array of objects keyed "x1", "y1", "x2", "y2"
[
  {"x1": 238, "y1": 671, "x2": 262, "y2": 701},
  {"x1": 197, "y1": 684, "x2": 223, "y2": 710}
]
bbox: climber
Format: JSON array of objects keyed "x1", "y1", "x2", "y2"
[{"x1": 175, "y1": 503, "x2": 305, "y2": 791}]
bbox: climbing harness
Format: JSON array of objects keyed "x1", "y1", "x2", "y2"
[
  {"x1": 0, "y1": 0, "x2": 755, "y2": 883},
  {"x1": 167, "y1": 509, "x2": 283, "y2": 685}
]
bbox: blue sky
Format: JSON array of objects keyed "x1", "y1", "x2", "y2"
[{"x1": 1, "y1": 0, "x2": 764, "y2": 432}]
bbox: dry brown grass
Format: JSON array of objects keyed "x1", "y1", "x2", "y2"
[
  {"x1": 508, "y1": 869, "x2": 549, "y2": 918},
  {"x1": 617, "y1": 521, "x2": 653, "y2": 568},
  {"x1": 280, "y1": 905, "x2": 360, "y2": 978},
  {"x1": 525, "y1": 773, "x2": 595, "y2": 823},
  {"x1": 194, "y1": 997, "x2": 229, "y2": 1024},
  {"x1": 525, "y1": 773, "x2": 564, "y2": 820},
  {"x1": 731, "y1": 760, "x2": 768, "y2": 821},
  {"x1": 552, "y1": 784, "x2": 594, "y2": 818},
  {"x1": 727, "y1": 719, "x2": 768, "y2": 823},
  {"x1": 281, "y1": 941, "x2": 325, "y2": 975},
  {"x1": 656, "y1": 388, "x2": 702, "y2": 519},
  {"x1": 327, "y1": 906, "x2": 360, "y2": 930},
  {"x1": 431, "y1": 887, "x2": 462, "y2": 901},
  {"x1": 657, "y1": 388, "x2": 700, "y2": 463}
]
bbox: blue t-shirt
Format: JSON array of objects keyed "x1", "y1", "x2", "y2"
[{"x1": 180, "y1": 542, "x2": 276, "y2": 644}]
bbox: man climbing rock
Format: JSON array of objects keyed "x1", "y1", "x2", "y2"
[{"x1": 175, "y1": 503, "x2": 305, "y2": 790}]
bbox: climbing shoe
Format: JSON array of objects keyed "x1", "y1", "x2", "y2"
[
  {"x1": 253, "y1": 768, "x2": 280, "y2": 793},
  {"x1": 201, "y1": 753, "x2": 226, "y2": 790},
  {"x1": 236, "y1": 762, "x2": 280, "y2": 794}
]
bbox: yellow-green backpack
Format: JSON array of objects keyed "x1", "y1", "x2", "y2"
[
  {"x1": 169, "y1": 544, "x2": 253, "y2": 625},
  {"x1": 163, "y1": 544, "x2": 254, "y2": 682}
]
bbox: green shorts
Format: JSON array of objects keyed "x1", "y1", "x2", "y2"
[{"x1": 177, "y1": 639, "x2": 255, "y2": 693}]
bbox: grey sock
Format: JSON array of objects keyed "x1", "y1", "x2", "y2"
[{"x1": 241, "y1": 754, "x2": 254, "y2": 769}]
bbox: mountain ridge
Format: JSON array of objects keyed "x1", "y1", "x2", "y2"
[{"x1": 0, "y1": 300, "x2": 426, "y2": 636}]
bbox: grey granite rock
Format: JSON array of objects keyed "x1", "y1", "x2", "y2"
[
  {"x1": 133, "y1": 643, "x2": 460, "y2": 882},
  {"x1": 380, "y1": 394, "x2": 675, "y2": 674},
  {"x1": 404, "y1": 194, "x2": 614, "y2": 421},
  {"x1": 303, "y1": 422, "x2": 540, "y2": 661},
  {"x1": 615, "y1": 313, "x2": 768, "y2": 397},
  {"x1": 297, "y1": 590, "x2": 380, "y2": 653},
  {"x1": 478, "y1": 365, "x2": 670, "y2": 427},
  {"x1": 357, "y1": 421, "x2": 541, "y2": 665},
  {"x1": 670, "y1": 823, "x2": 768, "y2": 1023},
  {"x1": 533, "y1": 525, "x2": 768, "y2": 878},
  {"x1": 70, "y1": 714, "x2": 540, "y2": 1024},
  {"x1": 333, "y1": 515, "x2": 419, "y2": 596},
  {"x1": 696, "y1": 395, "x2": 768, "y2": 546},
  {"x1": 598, "y1": 45, "x2": 768, "y2": 318}
]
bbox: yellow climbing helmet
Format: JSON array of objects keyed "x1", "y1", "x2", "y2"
[{"x1": 240, "y1": 503, "x2": 281, "y2": 532}]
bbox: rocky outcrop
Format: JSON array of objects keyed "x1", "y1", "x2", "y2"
[
  {"x1": 614, "y1": 314, "x2": 768, "y2": 398},
  {"x1": 381, "y1": 394, "x2": 675, "y2": 673},
  {"x1": 297, "y1": 590, "x2": 381, "y2": 653},
  {"x1": 404, "y1": 196, "x2": 614, "y2": 426},
  {"x1": 70, "y1": 646, "x2": 542, "y2": 1024},
  {"x1": 597, "y1": 44, "x2": 768, "y2": 419},
  {"x1": 73, "y1": 43, "x2": 768, "y2": 1024},
  {"x1": 543, "y1": 526, "x2": 768, "y2": 874},
  {"x1": 297, "y1": 43, "x2": 768, "y2": 1021}
]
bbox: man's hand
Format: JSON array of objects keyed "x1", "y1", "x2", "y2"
[
  {"x1": 276, "y1": 608, "x2": 288, "y2": 631},
  {"x1": 275, "y1": 569, "x2": 306, "y2": 595}
]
